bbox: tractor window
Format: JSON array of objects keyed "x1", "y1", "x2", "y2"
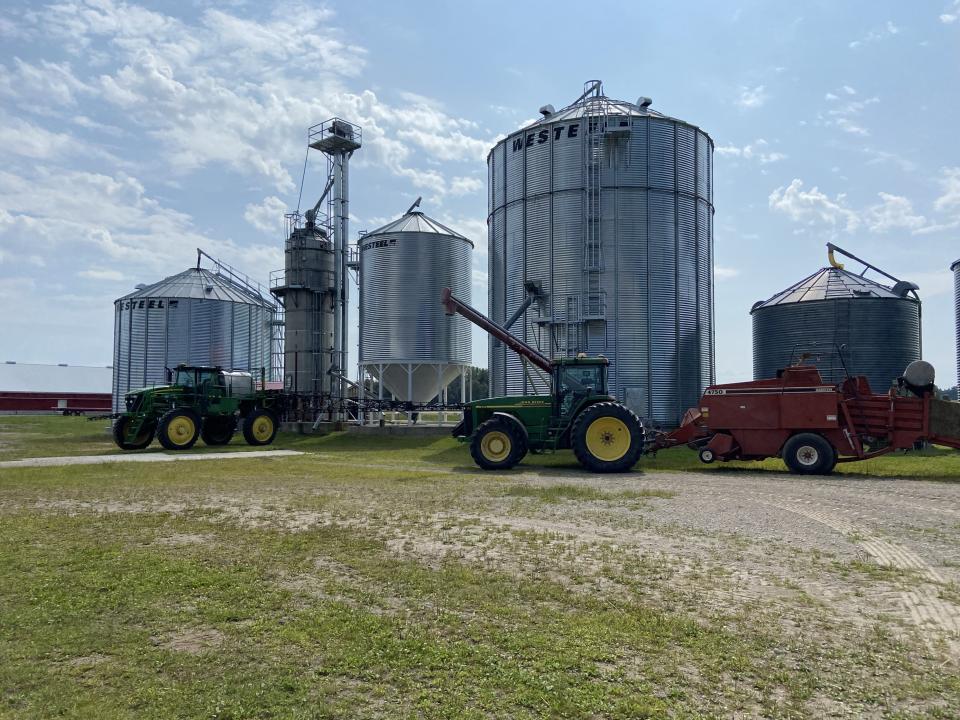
[
  {"x1": 557, "y1": 364, "x2": 605, "y2": 416},
  {"x1": 558, "y1": 365, "x2": 603, "y2": 396},
  {"x1": 174, "y1": 369, "x2": 195, "y2": 387}
]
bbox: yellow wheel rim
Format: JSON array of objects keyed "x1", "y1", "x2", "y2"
[
  {"x1": 480, "y1": 430, "x2": 511, "y2": 462},
  {"x1": 585, "y1": 416, "x2": 631, "y2": 462},
  {"x1": 167, "y1": 415, "x2": 196, "y2": 446},
  {"x1": 252, "y1": 415, "x2": 274, "y2": 442}
]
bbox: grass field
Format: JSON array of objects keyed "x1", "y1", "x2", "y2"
[{"x1": 1, "y1": 416, "x2": 959, "y2": 718}]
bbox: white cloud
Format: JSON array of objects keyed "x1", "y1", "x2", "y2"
[
  {"x1": 4, "y1": 0, "x2": 492, "y2": 197},
  {"x1": 933, "y1": 167, "x2": 960, "y2": 213},
  {"x1": 818, "y1": 93, "x2": 879, "y2": 137},
  {"x1": 941, "y1": 2, "x2": 960, "y2": 23},
  {"x1": 849, "y1": 20, "x2": 900, "y2": 48},
  {"x1": 736, "y1": 85, "x2": 768, "y2": 109},
  {"x1": 244, "y1": 196, "x2": 289, "y2": 236},
  {"x1": 715, "y1": 266, "x2": 740, "y2": 280},
  {"x1": 449, "y1": 176, "x2": 483, "y2": 196},
  {"x1": 768, "y1": 179, "x2": 860, "y2": 231},
  {"x1": 864, "y1": 193, "x2": 926, "y2": 233},
  {"x1": 716, "y1": 138, "x2": 787, "y2": 164},
  {"x1": 78, "y1": 268, "x2": 125, "y2": 281}
]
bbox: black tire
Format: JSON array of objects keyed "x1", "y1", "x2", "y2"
[
  {"x1": 571, "y1": 402, "x2": 644, "y2": 473},
  {"x1": 242, "y1": 408, "x2": 278, "y2": 446},
  {"x1": 782, "y1": 433, "x2": 835, "y2": 475},
  {"x1": 698, "y1": 448, "x2": 715, "y2": 464},
  {"x1": 158, "y1": 408, "x2": 201, "y2": 450},
  {"x1": 112, "y1": 416, "x2": 155, "y2": 450},
  {"x1": 201, "y1": 416, "x2": 235, "y2": 446},
  {"x1": 469, "y1": 416, "x2": 528, "y2": 470}
]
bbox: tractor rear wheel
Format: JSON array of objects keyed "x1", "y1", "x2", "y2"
[
  {"x1": 782, "y1": 433, "x2": 835, "y2": 475},
  {"x1": 470, "y1": 417, "x2": 527, "y2": 470},
  {"x1": 201, "y1": 416, "x2": 235, "y2": 446},
  {"x1": 243, "y1": 409, "x2": 278, "y2": 446},
  {"x1": 113, "y1": 416, "x2": 155, "y2": 450},
  {"x1": 571, "y1": 402, "x2": 643, "y2": 473},
  {"x1": 158, "y1": 408, "x2": 201, "y2": 450}
]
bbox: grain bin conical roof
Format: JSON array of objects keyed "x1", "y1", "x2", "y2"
[
  {"x1": 118, "y1": 267, "x2": 272, "y2": 306},
  {"x1": 751, "y1": 267, "x2": 909, "y2": 311},
  {"x1": 365, "y1": 210, "x2": 471, "y2": 244}
]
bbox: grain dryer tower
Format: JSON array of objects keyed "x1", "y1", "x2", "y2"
[
  {"x1": 487, "y1": 80, "x2": 715, "y2": 426},
  {"x1": 271, "y1": 118, "x2": 361, "y2": 405},
  {"x1": 113, "y1": 251, "x2": 278, "y2": 412},
  {"x1": 358, "y1": 199, "x2": 473, "y2": 403},
  {"x1": 752, "y1": 244, "x2": 921, "y2": 392}
]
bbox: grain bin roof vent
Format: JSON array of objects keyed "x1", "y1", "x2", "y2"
[{"x1": 539, "y1": 104, "x2": 555, "y2": 117}]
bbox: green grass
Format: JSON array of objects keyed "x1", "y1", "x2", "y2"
[
  {"x1": 0, "y1": 418, "x2": 958, "y2": 717},
  {"x1": 3, "y1": 415, "x2": 960, "y2": 481},
  {"x1": 504, "y1": 484, "x2": 676, "y2": 503}
]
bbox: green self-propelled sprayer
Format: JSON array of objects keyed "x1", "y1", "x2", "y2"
[
  {"x1": 113, "y1": 364, "x2": 282, "y2": 451},
  {"x1": 441, "y1": 288, "x2": 644, "y2": 472}
]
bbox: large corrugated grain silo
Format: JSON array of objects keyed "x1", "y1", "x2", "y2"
[
  {"x1": 112, "y1": 265, "x2": 276, "y2": 411},
  {"x1": 487, "y1": 80, "x2": 714, "y2": 426},
  {"x1": 358, "y1": 201, "x2": 472, "y2": 402},
  {"x1": 751, "y1": 266, "x2": 921, "y2": 392}
]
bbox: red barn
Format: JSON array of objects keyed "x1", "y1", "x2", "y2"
[{"x1": 0, "y1": 362, "x2": 112, "y2": 415}]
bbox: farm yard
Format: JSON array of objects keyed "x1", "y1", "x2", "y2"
[{"x1": 1, "y1": 416, "x2": 959, "y2": 718}]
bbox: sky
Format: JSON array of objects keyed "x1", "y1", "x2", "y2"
[{"x1": 0, "y1": 0, "x2": 958, "y2": 386}]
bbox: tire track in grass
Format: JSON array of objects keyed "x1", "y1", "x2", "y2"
[{"x1": 764, "y1": 500, "x2": 960, "y2": 654}]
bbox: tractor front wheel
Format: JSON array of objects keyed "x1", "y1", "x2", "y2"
[
  {"x1": 201, "y1": 416, "x2": 235, "y2": 446},
  {"x1": 113, "y1": 416, "x2": 155, "y2": 450},
  {"x1": 243, "y1": 409, "x2": 278, "y2": 446},
  {"x1": 571, "y1": 402, "x2": 644, "y2": 473},
  {"x1": 470, "y1": 417, "x2": 527, "y2": 470},
  {"x1": 158, "y1": 408, "x2": 201, "y2": 451},
  {"x1": 782, "y1": 433, "x2": 836, "y2": 475}
]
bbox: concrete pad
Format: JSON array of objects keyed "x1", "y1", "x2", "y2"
[{"x1": 0, "y1": 449, "x2": 303, "y2": 469}]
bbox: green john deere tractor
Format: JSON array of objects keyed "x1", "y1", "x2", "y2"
[
  {"x1": 442, "y1": 288, "x2": 644, "y2": 473},
  {"x1": 113, "y1": 364, "x2": 281, "y2": 451}
]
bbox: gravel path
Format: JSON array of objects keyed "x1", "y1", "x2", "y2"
[{"x1": 0, "y1": 449, "x2": 303, "y2": 468}]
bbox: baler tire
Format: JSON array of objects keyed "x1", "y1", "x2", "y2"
[
  {"x1": 201, "y1": 416, "x2": 235, "y2": 446},
  {"x1": 571, "y1": 402, "x2": 644, "y2": 473},
  {"x1": 113, "y1": 416, "x2": 155, "y2": 450},
  {"x1": 158, "y1": 408, "x2": 201, "y2": 450},
  {"x1": 243, "y1": 409, "x2": 278, "y2": 446},
  {"x1": 470, "y1": 417, "x2": 527, "y2": 470},
  {"x1": 782, "y1": 433, "x2": 835, "y2": 475}
]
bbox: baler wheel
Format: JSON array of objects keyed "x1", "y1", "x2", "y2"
[
  {"x1": 782, "y1": 433, "x2": 835, "y2": 475},
  {"x1": 698, "y1": 448, "x2": 715, "y2": 464},
  {"x1": 571, "y1": 402, "x2": 644, "y2": 473},
  {"x1": 470, "y1": 417, "x2": 527, "y2": 470}
]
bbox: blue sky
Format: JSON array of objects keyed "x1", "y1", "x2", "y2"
[{"x1": 1, "y1": 0, "x2": 958, "y2": 386}]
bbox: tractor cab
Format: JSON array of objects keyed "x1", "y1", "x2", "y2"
[{"x1": 553, "y1": 356, "x2": 610, "y2": 420}]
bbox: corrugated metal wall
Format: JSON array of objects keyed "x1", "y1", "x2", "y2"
[
  {"x1": 752, "y1": 298, "x2": 921, "y2": 392},
  {"x1": 487, "y1": 112, "x2": 715, "y2": 426}
]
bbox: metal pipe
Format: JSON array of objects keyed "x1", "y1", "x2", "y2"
[{"x1": 441, "y1": 287, "x2": 552, "y2": 373}]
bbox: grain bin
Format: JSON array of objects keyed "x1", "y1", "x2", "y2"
[
  {"x1": 487, "y1": 80, "x2": 714, "y2": 426},
  {"x1": 112, "y1": 264, "x2": 275, "y2": 412},
  {"x1": 751, "y1": 262, "x2": 921, "y2": 392},
  {"x1": 358, "y1": 201, "x2": 472, "y2": 402}
]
